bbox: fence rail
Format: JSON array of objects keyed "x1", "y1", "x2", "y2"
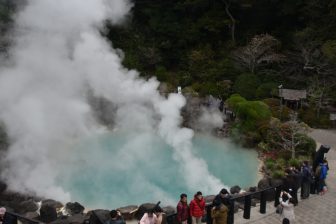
[{"x1": 167, "y1": 185, "x2": 283, "y2": 224}]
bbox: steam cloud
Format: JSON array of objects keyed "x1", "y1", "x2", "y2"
[{"x1": 0, "y1": 0, "x2": 225, "y2": 206}]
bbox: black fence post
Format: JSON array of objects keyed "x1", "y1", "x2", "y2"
[
  {"x1": 274, "y1": 186, "x2": 282, "y2": 207},
  {"x1": 227, "y1": 199, "x2": 234, "y2": 224},
  {"x1": 260, "y1": 191, "x2": 266, "y2": 214},
  {"x1": 243, "y1": 195, "x2": 251, "y2": 219}
]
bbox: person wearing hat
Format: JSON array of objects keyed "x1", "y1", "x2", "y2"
[
  {"x1": 189, "y1": 191, "x2": 205, "y2": 224},
  {"x1": 0, "y1": 207, "x2": 6, "y2": 224}
]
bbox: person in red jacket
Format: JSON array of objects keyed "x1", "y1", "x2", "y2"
[
  {"x1": 177, "y1": 193, "x2": 189, "y2": 224},
  {"x1": 189, "y1": 191, "x2": 205, "y2": 224}
]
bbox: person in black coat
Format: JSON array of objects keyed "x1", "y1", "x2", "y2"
[{"x1": 312, "y1": 145, "x2": 330, "y2": 172}]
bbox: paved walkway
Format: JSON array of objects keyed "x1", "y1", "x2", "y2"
[{"x1": 235, "y1": 129, "x2": 336, "y2": 224}]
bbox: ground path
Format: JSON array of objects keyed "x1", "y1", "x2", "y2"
[{"x1": 234, "y1": 129, "x2": 336, "y2": 224}]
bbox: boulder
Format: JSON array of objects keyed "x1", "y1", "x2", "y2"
[
  {"x1": 248, "y1": 186, "x2": 257, "y2": 192},
  {"x1": 25, "y1": 211, "x2": 39, "y2": 220},
  {"x1": 204, "y1": 195, "x2": 215, "y2": 204},
  {"x1": 134, "y1": 203, "x2": 156, "y2": 220},
  {"x1": 257, "y1": 178, "x2": 271, "y2": 190},
  {"x1": 87, "y1": 209, "x2": 110, "y2": 224},
  {"x1": 270, "y1": 178, "x2": 284, "y2": 188},
  {"x1": 18, "y1": 200, "x2": 38, "y2": 213},
  {"x1": 67, "y1": 214, "x2": 86, "y2": 224},
  {"x1": 117, "y1": 205, "x2": 138, "y2": 220},
  {"x1": 230, "y1": 186, "x2": 241, "y2": 194},
  {"x1": 42, "y1": 199, "x2": 64, "y2": 209},
  {"x1": 65, "y1": 202, "x2": 85, "y2": 215},
  {"x1": 0, "y1": 180, "x2": 7, "y2": 193},
  {"x1": 162, "y1": 206, "x2": 175, "y2": 216},
  {"x1": 40, "y1": 204, "x2": 58, "y2": 223}
]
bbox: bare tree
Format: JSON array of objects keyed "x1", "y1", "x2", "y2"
[
  {"x1": 232, "y1": 34, "x2": 285, "y2": 73},
  {"x1": 268, "y1": 113, "x2": 309, "y2": 159},
  {"x1": 222, "y1": 0, "x2": 236, "y2": 44}
]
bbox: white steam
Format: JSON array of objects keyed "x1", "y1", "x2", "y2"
[{"x1": 0, "y1": 0, "x2": 225, "y2": 205}]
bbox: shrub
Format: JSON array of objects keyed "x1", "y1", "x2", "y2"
[
  {"x1": 272, "y1": 170, "x2": 286, "y2": 179},
  {"x1": 233, "y1": 73, "x2": 260, "y2": 99},
  {"x1": 295, "y1": 134, "x2": 317, "y2": 156},
  {"x1": 265, "y1": 160, "x2": 275, "y2": 171},
  {"x1": 288, "y1": 158, "x2": 300, "y2": 168},
  {"x1": 256, "y1": 82, "x2": 278, "y2": 99}
]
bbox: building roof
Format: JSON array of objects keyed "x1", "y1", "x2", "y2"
[{"x1": 279, "y1": 89, "x2": 307, "y2": 101}]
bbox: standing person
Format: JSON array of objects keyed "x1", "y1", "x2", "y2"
[
  {"x1": 140, "y1": 210, "x2": 157, "y2": 224},
  {"x1": 312, "y1": 145, "x2": 330, "y2": 172},
  {"x1": 279, "y1": 191, "x2": 295, "y2": 223},
  {"x1": 318, "y1": 159, "x2": 329, "y2": 195},
  {"x1": 211, "y1": 203, "x2": 228, "y2": 224},
  {"x1": 301, "y1": 161, "x2": 312, "y2": 199},
  {"x1": 189, "y1": 191, "x2": 205, "y2": 224},
  {"x1": 212, "y1": 189, "x2": 231, "y2": 224},
  {"x1": 177, "y1": 194, "x2": 189, "y2": 224},
  {"x1": 0, "y1": 207, "x2": 6, "y2": 224}
]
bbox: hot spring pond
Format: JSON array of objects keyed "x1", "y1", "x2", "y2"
[{"x1": 58, "y1": 132, "x2": 260, "y2": 209}]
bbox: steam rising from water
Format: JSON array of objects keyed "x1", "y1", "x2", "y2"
[{"x1": 0, "y1": 0, "x2": 226, "y2": 204}]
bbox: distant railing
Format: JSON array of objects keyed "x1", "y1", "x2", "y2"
[
  {"x1": 4, "y1": 211, "x2": 41, "y2": 224},
  {"x1": 167, "y1": 185, "x2": 283, "y2": 224}
]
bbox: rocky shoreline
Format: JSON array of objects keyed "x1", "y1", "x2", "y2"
[{"x1": 0, "y1": 174, "x2": 284, "y2": 224}]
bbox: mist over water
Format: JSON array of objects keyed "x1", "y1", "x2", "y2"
[
  {"x1": 58, "y1": 132, "x2": 259, "y2": 209},
  {"x1": 0, "y1": 0, "x2": 247, "y2": 206}
]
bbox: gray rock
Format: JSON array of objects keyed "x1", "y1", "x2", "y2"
[
  {"x1": 257, "y1": 178, "x2": 271, "y2": 190},
  {"x1": 19, "y1": 200, "x2": 38, "y2": 213},
  {"x1": 40, "y1": 204, "x2": 58, "y2": 223},
  {"x1": 117, "y1": 205, "x2": 138, "y2": 220},
  {"x1": 230, "y1": 185, "x2": 241, "y2": 194},
  {"x1": 42, "y1": 199, "x2": 63, "y2": 209},
  {"x1": 25, "y1": 211, "x2": 39, "y2": 219},
  {"x1": 135, "y1": 203, "x2": 156, "y2": 220},
  {"x1": 204, "y1": 195, "x2": 215, "y2": 204},
  {"x1": 87, "y1": 209, "x2": 110, "y2": 224},
  {"x1": 67, "y1": 214, "x2": 86, "y2": 224},
  {"x1": 162, "y1": 206, "x2": 175, "y2": 216},
  {"x1": 65, "y1": 202, "x2": 85, "y2": 215}
]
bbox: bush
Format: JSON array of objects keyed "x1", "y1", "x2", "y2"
[
  {"x1": 276, "y1": 158, "x2": 286, "y2": 168},
  {"x1": 233, "y1": 73, "x2": 260, "y2": 99},
  {"x1": 295, "y1": 134, "x2": 317, "y2": 156},
  {"x1": 272, "y1": 170, "x2": 286, "y2": 179},
  {"x1": 256, "y1": 82, "x2": 278, "y2": 99},
  {"x1": 265, "y1": 160, "x2": 275, "y2": 171},
  {"x1": 288, "y1": 158, "x2": 300, "y2": 168}
]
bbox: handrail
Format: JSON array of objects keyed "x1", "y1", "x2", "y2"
[
  {"x1": 5, "y1": 211, "x2": 41, "y2": 224},
  {"x1": 166, "y1": 185, "x2": 283, "y2": 224}
]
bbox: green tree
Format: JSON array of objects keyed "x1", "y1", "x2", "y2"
[{"x1": 233, "y1": 73, "x2": 259, "y2": 99}]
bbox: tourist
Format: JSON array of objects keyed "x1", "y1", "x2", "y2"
[
  {"x1": 279, "y1": 191, "x2": 295, "y2": 222},
  {"x1": 0, "y1": 207, "x2": 6, "y2": 224},
  {"x1": 106, "y1": 210, "x2": 125, "y2": 224},
  {"x1": 212, "y1": 189, "x2": 230, "y2": 207},
  {"x1": 211, "y1": 202, "x2": 228, "y2": 224},
  {"x1": 189, "y1": 191, "x2": 205, "y2": 224},
  {"x1": 283, "y1": 169, "x2": 298, "y2": 206},
  {"x1": 312, "y1": 145, "x2": 330, "y2": 172},
  {"x1": 318, "y1": 159, "x2": 329, "y2": 195},
  {"x1": 176, "y1": 193, "x2": 189, "y2": 224},
  {"x1": 300, "y1": 161, "x2": 312, "y2": 199},
  {"x1": 140, "y1": 210, "x2": 157, "y2": 224},
  {"x1": 212, "y1": 189, "x2": 231, "y2": 223}
]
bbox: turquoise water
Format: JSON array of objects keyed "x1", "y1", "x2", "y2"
[{"x1": 58, "y1": 132, "x2": 259, "y2": 209}]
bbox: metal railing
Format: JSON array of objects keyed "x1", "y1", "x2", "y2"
[
  {"x1": 4, "y1": 211, "x2": 41, "y2": 224},
  {"x1": 167, "y1": 185, "x2": 283, "y2": 224}
]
